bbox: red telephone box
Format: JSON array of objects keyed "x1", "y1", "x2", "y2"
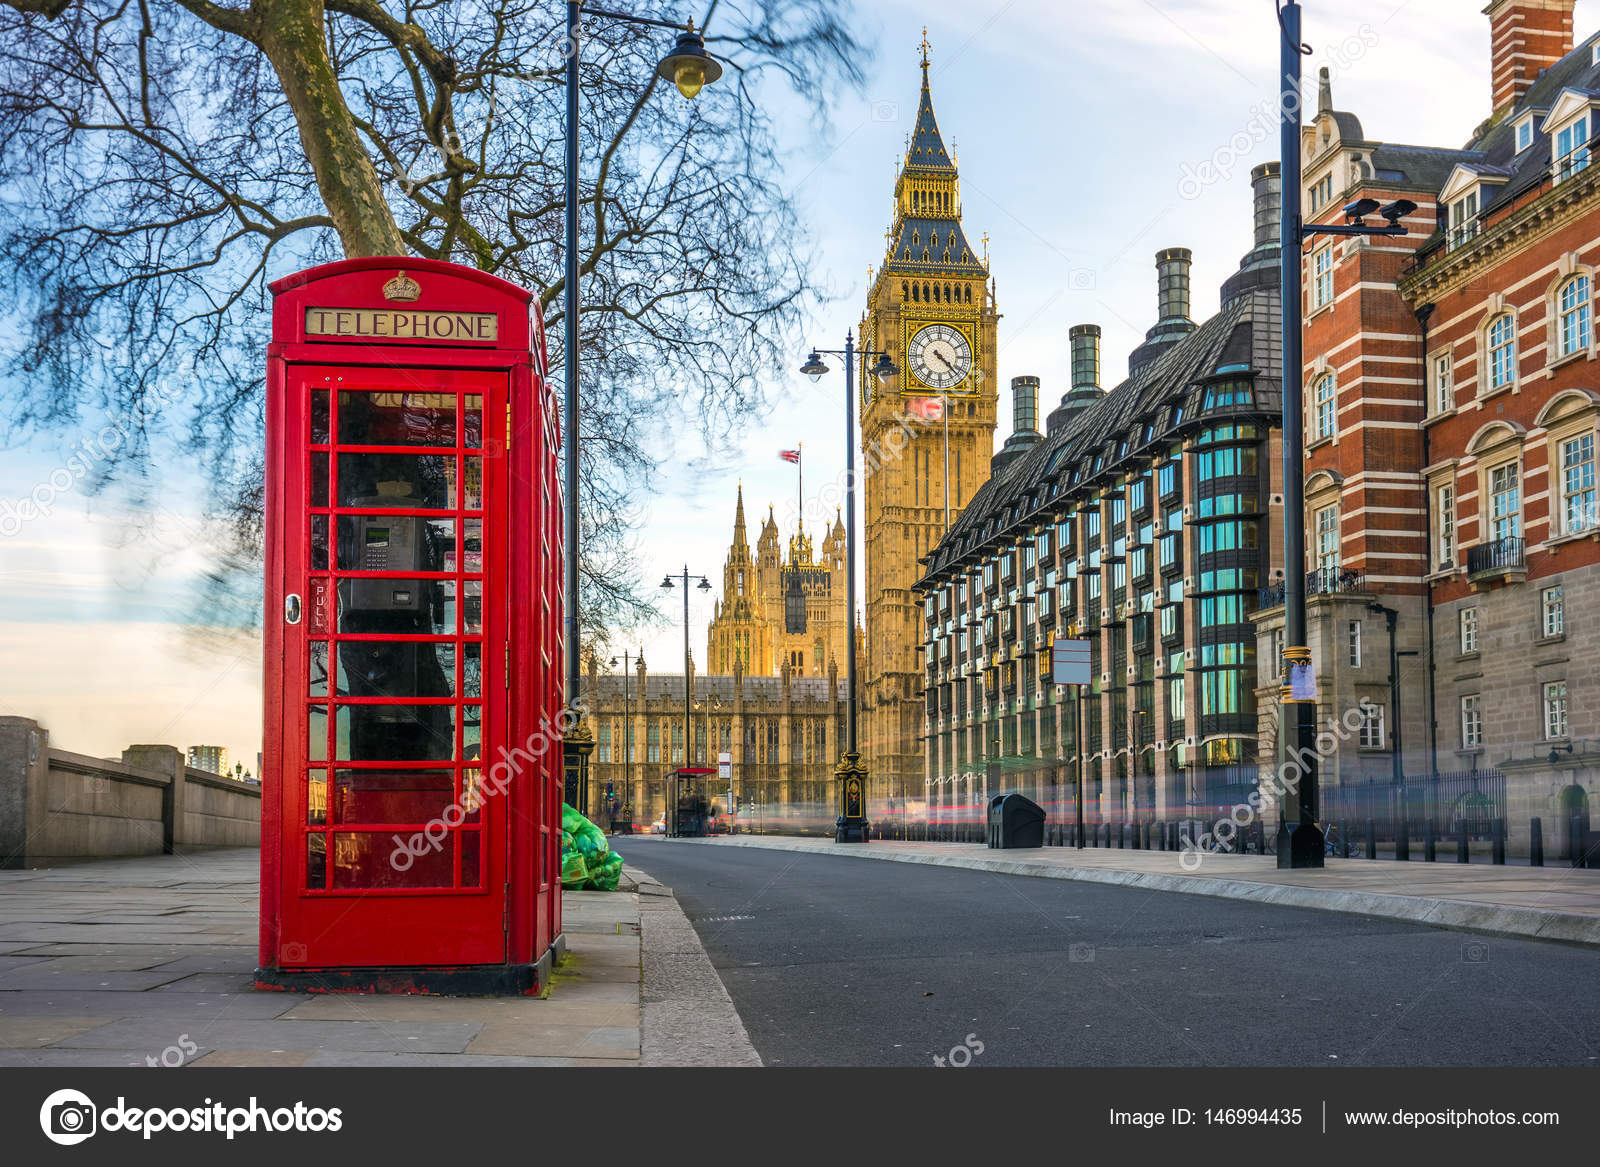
[{"x1": 257, "y1": 257, "x2": 565, "y2": 994}]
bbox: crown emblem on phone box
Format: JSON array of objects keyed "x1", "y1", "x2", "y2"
[{"x1": 383, "y1": 271, "x2": 422, "y2": 302}]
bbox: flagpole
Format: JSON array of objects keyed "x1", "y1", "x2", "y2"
[{"x1": 797, "y1": 441, "x2": 803, "y2": 530}]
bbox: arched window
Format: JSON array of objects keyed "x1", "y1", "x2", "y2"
[
  {"x1": 964, "y1": 286, "x2": 972, "y2": 303},
  {"x1": 944, "y1": 283, "x2": 952, "y2": 301},
  {"x1": 912, "y1": 230, "x2": 919, "y2": 246},
  {"x1": 943, "y1": 250, "x2": 951, "y2": 264},
  {"x1": 1488, "y1": 313, "x2": 1517, "y2": 388},
  {"x1": 911, "y1": 283, "x2": 919, "y2": 302},
  {"x1": 1313, "y1": 373, "x2": 1335, "y2": 440},
  {"x1": 922, "y1": 282, "x2": 931, "y2": 300},
  {"x1": 1559, "y1": 275, "x2": 1591, "y2": 357},
  {"x1": 902, "y1": 281, "x2": 909, "y2": 301},
  {"x1": 930, "y1": 231, "x2": 939, "y2": 249}
]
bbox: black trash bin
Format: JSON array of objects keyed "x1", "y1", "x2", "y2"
[{"x1": 987, "y1": 792, "x2": 1046, "y2": 850}]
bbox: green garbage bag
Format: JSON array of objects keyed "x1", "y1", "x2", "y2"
[
  {"x1": 561, "y1": 804, "x2": 586, "y2": 836},
  {"x1": 588, "y1": 851, "x2": 624, "y2": 892},
  {"x1": 560, "y1": 849, "x2": 589, "y2": 888},
  {"x1": 559, "y1": 803, "x2": 625, "y2": 890}
]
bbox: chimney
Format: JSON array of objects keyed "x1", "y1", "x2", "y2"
[
  {"x1": 1251, "y1": 162, "x2": 1281, "y2": 250},
  {"x1": 1070, "y1": 324, "x2": 1101, "y2": 392},
  {"x1": 992, "y1": 375, "x2": 1042, "y2": 473},
  {"x1": 1156, "y1": 247, "x2": 1193, "y2": 325},
  {"x1": 1486, "y1": 0, "x2": 1575, "y2": 116},
  {"x1": 1047, "y1": 325, "x2": 1104, "y2": 436},
  {"x1": 1222, "y1": 162, "x2": 1284, "y2": 307},
  {"x1": 1129, "y1": 248, "x2": 1197, "y2": 378},
  {"x1": 1010, "y1": 375, "x2": 1040, "y2": 438}
]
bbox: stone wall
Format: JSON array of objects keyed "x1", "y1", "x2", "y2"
[{"x1": 0, "y1": 717, "x2": 261, "y2": 868}]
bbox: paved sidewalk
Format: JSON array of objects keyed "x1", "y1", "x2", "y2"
[
  {"x1": 0, "y1": 849, "x2": 656, "y2": 1067},
  {"x1": 675, "y1": 835, "x2": 1600, "y2": 947}
]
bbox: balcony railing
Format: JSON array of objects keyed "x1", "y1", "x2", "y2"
[
  {"x1": 1256, "y1": 567, "x2": 1365, "y2": 610},
  {"x1": 1465, "y1": 535, "x2": 1525, "y2": 577}
]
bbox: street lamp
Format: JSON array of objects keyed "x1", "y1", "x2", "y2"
[
  {"x1": 609, "y1": 649, "x2": 640, "y2": 830},
  {"x1": 797, "y1": 335, "x2": 900, "y2": 843},
  {"x1": 660, "y1": 568, "x2": 711, "y2": 836},
  {"x1": 1275, "y1": 0, "x2": 1413, "y2": 868},
  {"x1": 560, "y1": 2, "x2": 722, "y2": 803}
]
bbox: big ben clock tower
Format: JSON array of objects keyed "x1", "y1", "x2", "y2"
[{"x1": 859, "y1": 31, "x2": 999, "y2": 814}]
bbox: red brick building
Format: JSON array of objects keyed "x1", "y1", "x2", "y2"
[{"x1": 1256, "y1": 0, "x2": 1599, "y2": 856}]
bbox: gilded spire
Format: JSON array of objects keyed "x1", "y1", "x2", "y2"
[
  {"x1": 906, "y1": 33, "x2": 953, "y2": 172},
  {"x1": 731, "y1": 481, "x2": 748, "y2": 550}
]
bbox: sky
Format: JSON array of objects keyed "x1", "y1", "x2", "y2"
[{"x1": 0, "y1": 0, "x2": 1492, "y2": 768}]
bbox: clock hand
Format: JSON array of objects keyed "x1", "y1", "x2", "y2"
[{"x1": 932, "y1": 351, "x2": 956, "y2": 370}]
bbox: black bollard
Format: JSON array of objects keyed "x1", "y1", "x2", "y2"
[
  {"x1": 1492, "y1": 818, "x2": 1506, "y2": 865},
  {"x1": 1457, "y1": 821, "x2": 1470, "y2": 864},
  {"x1": 1365, "y1": 818, "x2": 1376, "y2": 860},
  {"x1": 1425, "y1": 819, "x2": 1436, "y2": 862},
  {"x1": 1131, "y1": 822, "x2": 1142, "y2": 850},
  {"x1": 1531, "y1": 817, "x2": 1544, "y2": 867},
  {"x1": 1396, "y1": 817, "x2": 1409, "y2": 862}
]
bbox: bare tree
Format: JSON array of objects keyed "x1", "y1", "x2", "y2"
[{"x1": 0, "y1": 0, "x2": 866, "y2": 637}]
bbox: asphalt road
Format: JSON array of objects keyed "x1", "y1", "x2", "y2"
[{"x1": 623, "y1": 836, "x2": 1600, "y2": 1068}]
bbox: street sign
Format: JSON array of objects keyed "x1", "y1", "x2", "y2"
[
  {"x1": 1051, "y1": 638, "x2": 1092, "y2": 686},
  {"x1": 717, "y1": 751, "x2": 732, "y2": 780}
]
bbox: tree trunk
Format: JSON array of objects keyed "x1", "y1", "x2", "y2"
[{"x1": 254, "y1": 0, "x2": 405, "y2": 257}]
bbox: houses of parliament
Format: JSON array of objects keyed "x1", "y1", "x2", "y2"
[{"x1": 705, "y1": 486, "x2": 851, "y2": 679}]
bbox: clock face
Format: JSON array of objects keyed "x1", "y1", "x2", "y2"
[{"x1": 908, "y1": 324, "x2": 973, "y2": 390}]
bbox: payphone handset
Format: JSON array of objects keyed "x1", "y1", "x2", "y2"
[{"x1": 346, "y1": 492, "x2": 425, "y2": 613}]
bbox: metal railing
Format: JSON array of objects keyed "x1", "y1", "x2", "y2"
[
  {"x1": 1322, "y1": 770, "x2": 1506, "y2": 842},
  {"x1": 1465, "y1": 535, "x2": 1525, "y2": 576},
  {"x1": 1257, "y1": 567, "x2": 1365, "y2": 609}
]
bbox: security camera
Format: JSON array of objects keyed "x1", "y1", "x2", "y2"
[
  {"x1": 1343, "y1": 198, "x2": 1380, "y2": 222},
  {"x1": 1379, "y1": 199, "x2": 1418, "y2": 225}
]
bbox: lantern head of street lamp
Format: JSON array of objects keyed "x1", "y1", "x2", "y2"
[
  {"x1": 1379, "y1": 199, "x2": 1417, "y2": 226},
  {"x1": 659, "y1": 575, "x2": 675, "y2": 590},
  {"x1": 697, "y1": 577, "x2": 712, "y2": 591},
  {"x1": 657, "y1": 19, "x2": 722, "y2": 100},
  {"x1": 1343, "y1": 197, "x2": 1380, "y2": 223},
  {"x1": 800, "y1": 351, "x2": 830, "y2": 382},
  {"x1": 871, "y1": 352, "x2": 901, "y2": 384}
]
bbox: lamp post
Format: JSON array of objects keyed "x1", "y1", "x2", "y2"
[
  {"x1": 660, "y1": 568, "x2": 711, "y2": 836},
  {"x1": 609, "y1": 649, "x2": 639, "y2": 828},
  {"x1": 1275, "y1": 0, "x2": 1414, "y2": 868},
  {"x1": 800, "y1": 336, "x2": 900, "y2": 843},
  {"x1": 560, "y1": 2, "x2": 722, "y2": 804}
]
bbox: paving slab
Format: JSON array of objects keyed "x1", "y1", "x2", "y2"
[
  {"x1": 0, "y1": 1016, "x2": 116, "y2": 1048},
  {"x1": 0, "y1": 848, "x2": 759, "y2": 1067},
  {"x1": 54, "y1": 1018, "x2": 483, "y2": 1055}
]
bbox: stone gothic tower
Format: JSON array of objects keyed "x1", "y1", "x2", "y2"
[
  {"x1": 706, "y1": 484, "x2": 770, "y2": 674},
  {"x1": 706, "y1": 490, "x2": 849, "y2": 677},
  {"x1": 857, "y1": 34, "x2": 1000, "y2": 808}
]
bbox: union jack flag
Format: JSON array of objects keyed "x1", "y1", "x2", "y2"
[
  {"x1": 779, "y1": 449, "x2": 801, "y2": 464},
  {"x1": 906, "y1": 397, "x2": 943, "y2": 421}
]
